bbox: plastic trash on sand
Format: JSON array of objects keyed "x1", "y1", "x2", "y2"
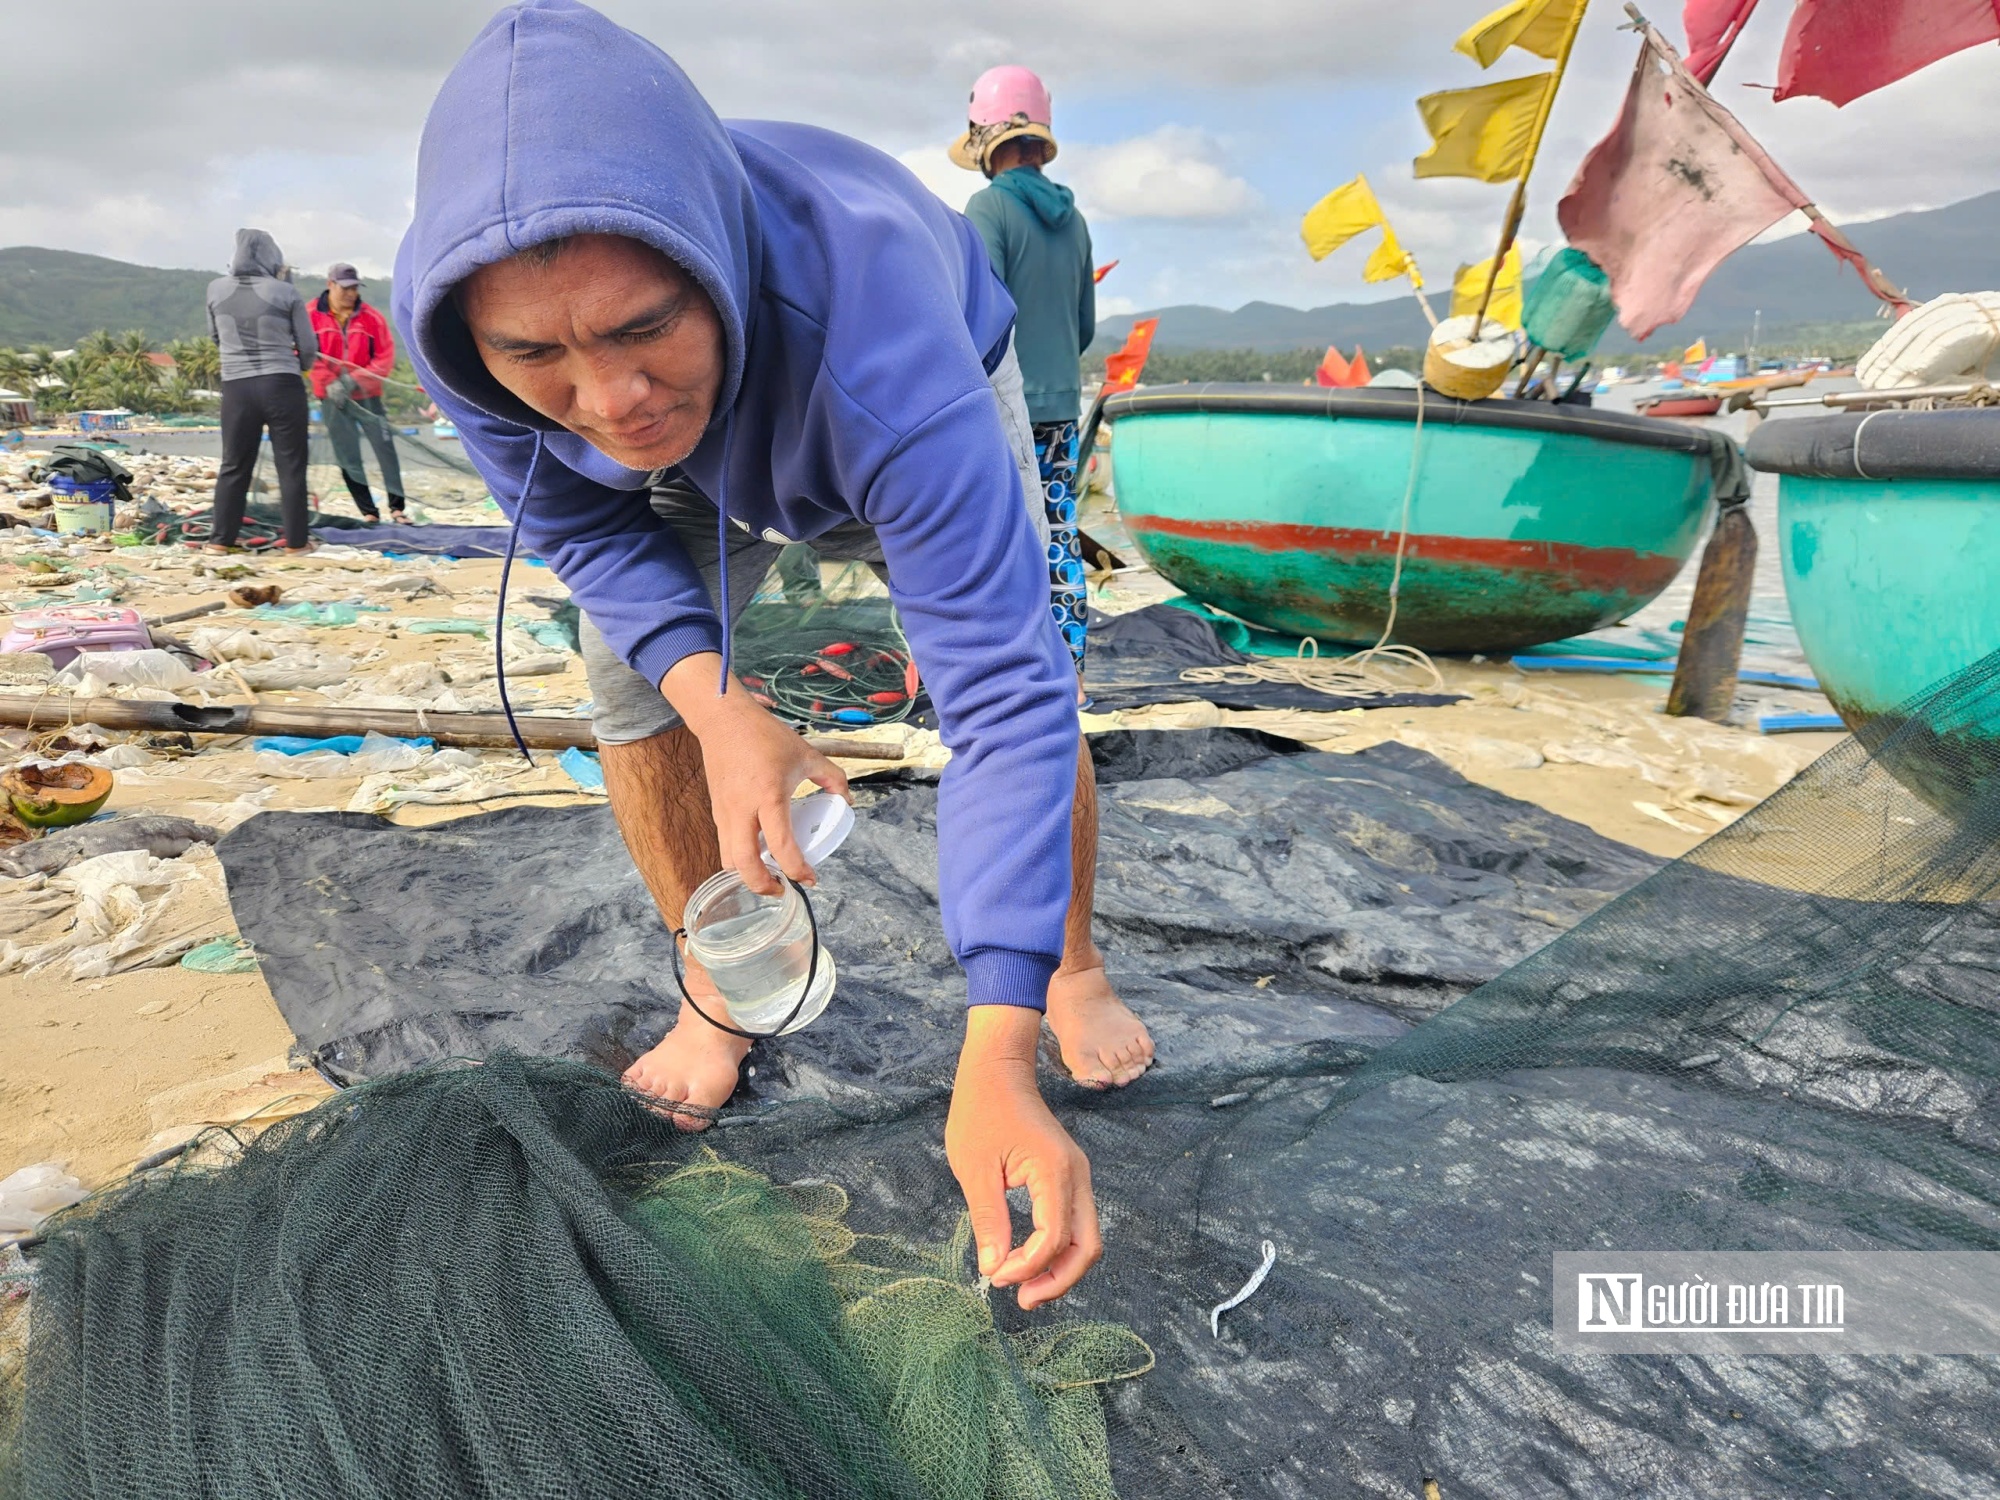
[
  {"x1": 58, "y1": 649, "x2": 204, "y2": 694},
  {"x1": 557, "y1": 746, "x2": 605, "y2": 792},
  {"x1": 0, "y1": 1162, "x2": 86, "y2": 1236},
  {"x1": 180, "y1": 936, "x2": 260, "y2": 974},
  {"x1": 253, "y1": 731, "x2": 430, "y2": 780},
  {"x1": 232, "y1": 652, "x2": 354, "y2": 691},
  {"x1": 252, "y1": 602, "x2": 359, "y2": 628},
  {"x1": 254, "y1": 734, "x2": 435, "y2": 757}
]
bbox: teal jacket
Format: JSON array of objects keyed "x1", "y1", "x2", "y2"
[{"x1": 965, "y1": 168, "x2": 1094, "y2": 425}]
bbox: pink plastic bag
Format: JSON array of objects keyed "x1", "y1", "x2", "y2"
[{"x1": 0, "y1": 605, "x2": 152, "y2": 669}]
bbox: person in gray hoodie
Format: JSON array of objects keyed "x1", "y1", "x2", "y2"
[{"x1": 205, "y1": 229, "x2": 318, "y2": 552}]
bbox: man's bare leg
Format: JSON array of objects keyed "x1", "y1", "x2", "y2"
[
  {"x1": 1045, "y1": 736, "x2": 1154, "y2": 1088},
  {"x1": 600, "y1": 726, "x2": 751, "y2": 1129}
]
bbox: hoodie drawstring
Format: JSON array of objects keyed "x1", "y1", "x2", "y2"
[
  {"x1": 713, "y1": 413, "x2": 737, "y2": 697},
  {"x1": 495, "y1": 435, "x2": 546, "y2": 764}
]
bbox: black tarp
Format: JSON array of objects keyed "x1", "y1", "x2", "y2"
[
  {"x1": 222, "y1": 731, "x2": 1649, "y2": 1089},
  {"x1": 211, "y1": 717, "x2": 2000, "y2": 1497}
]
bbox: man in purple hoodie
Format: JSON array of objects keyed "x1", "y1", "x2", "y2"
[{"x1": 397, "y1": 0, "x2": 1151, "y2": 1309}]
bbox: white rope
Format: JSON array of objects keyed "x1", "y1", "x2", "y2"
[
  {"x1": 1850, "y1": 407, "x2": 1888, "y2": 480},
  {"x1": 1211, "y1": 1240, "x2": 1278, "y2": 1338}
]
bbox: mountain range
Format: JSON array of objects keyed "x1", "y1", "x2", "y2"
[
  {"x1": 0, "y1": 249, "x2": 381, "y2": 348},
  {"x1": 1088, "y1": 189, "x2": 2000, "y2": 357},
  {"x1": 2, "y1": 186, "x2": 1993, "y2": 354}
]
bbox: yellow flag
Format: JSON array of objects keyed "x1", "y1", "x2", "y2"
[
  {"x1": 1301, "y1": 176, "x2": 1388, "y2": 261},
  {"x1": 1455, "y1": 0, "x2": 1589, "y2": 68},
  {"x1": 1450, "y1": 246, "x2": 1525, "y2": 328},
  {"x1": 1413, "y1": 74, "x2": 1552, "y2": 184},
  {"x1": 1363, "y1": 223, "x2": 1418, "y2": 285},
  {"x1": 1684, "y1": 337, "x2": 1709, "y2": 363}
]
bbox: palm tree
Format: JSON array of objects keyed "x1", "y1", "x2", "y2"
[
  {"x1": 167, "y1": 336, "x2": 222, "y2": 392},
  {"x1": 0, "y1": 348, "x2": 35, "y2": 403}
]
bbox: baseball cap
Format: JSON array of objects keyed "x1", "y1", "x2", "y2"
[{"x1": 327, "y1": 262, "x2": 363, "y2": 287}]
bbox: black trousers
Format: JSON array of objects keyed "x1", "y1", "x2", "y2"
[{"x1": 214, "y1": 374, "x2": 310, "y2": 548}]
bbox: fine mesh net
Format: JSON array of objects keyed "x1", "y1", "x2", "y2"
[
  {"x1": 1, "y1": 1057, "x2": 1146, "y2": 1500},
  {"x1": 12, "y1": 657, "x2": 2000, "y2": 1495}
]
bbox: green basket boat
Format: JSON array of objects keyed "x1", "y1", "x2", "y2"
[
  {"x1": 1098, "y1": 384, "x2": 1728, "y2": 652},
  {"x1": 1748, "y1": 407, "x2": 2000, "y2": 732}
]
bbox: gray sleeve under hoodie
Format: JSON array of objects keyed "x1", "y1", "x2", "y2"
[{"x1": 205, "y1": 229, "x2": 319, "y2": 382}]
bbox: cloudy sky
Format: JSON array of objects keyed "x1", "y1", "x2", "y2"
[{"x1": 4, "y1": 0, "x2": 1993, "y2": 318}]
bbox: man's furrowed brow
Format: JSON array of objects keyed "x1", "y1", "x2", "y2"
[
  {"x1": 605, "y1": 291, "x2": 690, "y2": 337},
  {"x1": 478, "y1": 329, "x2": 561, "y2": 355}
]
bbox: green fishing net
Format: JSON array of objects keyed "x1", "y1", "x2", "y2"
[{"x1": 0, "y1": 1056, "x2": 1147, "y2": 1500}]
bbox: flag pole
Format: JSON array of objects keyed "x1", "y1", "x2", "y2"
[{"x1": 1471, "y1": 0, "x2": 1592, "y2": 337}]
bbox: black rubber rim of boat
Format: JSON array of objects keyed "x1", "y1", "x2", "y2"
[{"x1": 1099, "y1": 382, "x2": 1721, "y2": 455}]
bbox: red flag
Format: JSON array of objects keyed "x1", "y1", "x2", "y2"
[
  {"x1": 1776, "y1": 0, "x2": 2000, "y2": 107},
  {"x1": 1558, "y1": 30, "x2": 1813, "y2": 340},
  {"x1": 1313, "y1": 346, "x2": 1373, "y2": 388},
  {"x1": 1093, "y1": 260, "x2": 1120, "y2": 284},
  {"x1": 1102, "y1": 318, "x2": 1158, "y2": 391},
  {"x1": 1683, "y1": 0, "x2": 1764, "y2": 82}
]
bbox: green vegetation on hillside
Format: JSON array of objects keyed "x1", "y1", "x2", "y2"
[{"x1": 0, "y1": 246, "x2": 393, "y2": 349}]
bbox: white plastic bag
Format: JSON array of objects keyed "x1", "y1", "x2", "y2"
[
  {"x1": 0, "y1": 1162, "x2": 86, "y2": 1234},
  {"x1": 60, "y1": 649, "x2": 203, "y2": 694},
  {"x1": 234, "y1": 652, "x2": 354, "y2": 691}
]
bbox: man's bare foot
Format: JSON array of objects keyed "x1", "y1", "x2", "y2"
[
  {"x1": 623, "y1": 966, "x2": 752, "y2": 1130},
  {"x1": 1045, "y1": 965, "x2": 1154, "y2": 1089}
]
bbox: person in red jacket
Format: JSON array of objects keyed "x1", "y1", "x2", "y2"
[{"x1": 310, "y1": 262, "x2": 408, "y2": 521}]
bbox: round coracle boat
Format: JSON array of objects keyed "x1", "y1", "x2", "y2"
[{"x1": 1100, "y1": 384, "x2": 1724, "y2": 652}]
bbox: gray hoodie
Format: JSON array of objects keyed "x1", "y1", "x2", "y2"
[{"x1": 205, "y1": 229, "x2": 318, "y2": 382}]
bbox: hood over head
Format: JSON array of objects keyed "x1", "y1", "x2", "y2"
[
  {"x1": 992, "y1": 167, "x2": 1075, "y2": 230},
  {"x1": 397, "y1": 0, "x2": 760, "y2": 437},
  {"x1": 230, "y1": 229, "x2": 286, "y2": 279}
]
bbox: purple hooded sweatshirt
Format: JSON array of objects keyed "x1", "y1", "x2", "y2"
[{"x1": 395, "y1": 0, "x2": 1079, "y2": 1009}]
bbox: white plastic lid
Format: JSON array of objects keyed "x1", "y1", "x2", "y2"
[{"x1": 758, "y1": 790, "x2": 855, "y2": 873}]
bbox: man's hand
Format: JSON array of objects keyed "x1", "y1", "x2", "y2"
[
  {"x1": 661, "y1": 651, "x2": 849, "y2": 894},
  {"x1": 325, "y1": 372, "x2": 358, "y2": 409},
  {"x1": 946, "y1": 1005, "x2": 1101, "y2": 1310}
]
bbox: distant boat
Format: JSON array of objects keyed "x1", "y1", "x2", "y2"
[
  {"x1": 1100, "y1": 384, "x2": 1722, "y2": 652},
  {"x1": 1635, "y1": 391, "x2": 1724, "y2": 418}
]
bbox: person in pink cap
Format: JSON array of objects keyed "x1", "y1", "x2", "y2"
[{"x1": 955, "y1": 68, "x2": 1096, "y2": 679}]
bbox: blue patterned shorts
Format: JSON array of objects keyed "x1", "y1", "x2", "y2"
[{"x1": 1033, "y1": 420, "x2": 1088, "y2": 671}]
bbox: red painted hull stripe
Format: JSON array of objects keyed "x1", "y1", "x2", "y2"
[{"x1": 1126, "y1": 515, "x2": 1683, "y2": 594}]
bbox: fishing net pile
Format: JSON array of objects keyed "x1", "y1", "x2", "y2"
[{"x1": 1, "y1": 1056, "x2": 1147, "y2": 1500}]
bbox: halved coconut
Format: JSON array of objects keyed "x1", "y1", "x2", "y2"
[
  {"x1": 3, "y1": 763, "x2": 115, "y2": 829},
  {"x1": 1423, "y1": 314, "x2": 1522, "y2": 402}
]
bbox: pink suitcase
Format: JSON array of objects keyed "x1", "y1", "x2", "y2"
[{"x1": 0, "y1": 605, "x2": 152, "y2": 669}]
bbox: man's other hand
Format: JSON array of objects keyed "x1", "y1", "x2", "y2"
[
  {"x1": 947, "y1": 1004, "x2": 1101, "y2": 1310},
  {"x1": 661, "y1": 651, "x2": 849, "y2": 894}
]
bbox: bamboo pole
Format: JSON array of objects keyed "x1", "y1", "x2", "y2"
[
  {"x1": 0, "y1": 695, "x2": 908, "y2": 760},
  {"x1": 1471, "y1": 0, "x2": 1593, "y2": 338}
]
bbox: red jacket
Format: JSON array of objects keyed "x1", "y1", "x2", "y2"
[{"x1": 308, "y1": 294, "x2": 395, "y2": 400}]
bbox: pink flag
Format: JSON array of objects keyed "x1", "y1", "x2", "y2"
[
  {"x1": 1776, "y1": 0, "x2": 2000, "y2": 107},
  {"x1": 1684, "y1": 0, "x2": 1763, "y2": 82},
  {"x1": 1557, "y1": 31, "x2": 1812, "y2": 340}
]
